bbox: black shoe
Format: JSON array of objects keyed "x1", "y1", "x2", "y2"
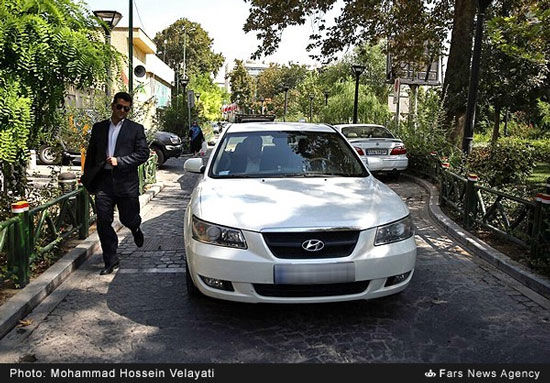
[
  {"x1": 132, "y1": 227, "x2": 144, "y2": 248},
  {"x1": 99, "y1": 260, "x2": 120, "y2": 275}
]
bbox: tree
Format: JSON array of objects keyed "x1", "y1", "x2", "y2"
[
  {"x1": 191, "y1": 73, "x2": 230, "y2": 123},
  {"x1": 0, "y1": 0, "x2": 116, "y2": 197},
  {"x1": 244, "y1": 0, "x2": 474, "y2": 144},
  {"x1": 257, "y1": 64, "x2": 285, "y2": 100},
  {"x1": 228, "y1": 60, "x2": 255, "y2": 111},
  {"x1": 478, "y1": 0, "x2": 550, "y2": 141},
  {"x1": 441, "y1": 0, "x2": 476, "y2": 144},
  {"x1": 318, "y1": 82, "x2": 391, "y2": 124},
  {"x1": 153, "y1": 18, "x2": 224, "y2": 78}
]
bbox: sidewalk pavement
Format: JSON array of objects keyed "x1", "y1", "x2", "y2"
[
  {"x1": 0, "y1": 181, "x2": 164, "y2": 339},
  {"x1": 405, "y1": 174, "x2": 550, "y2": 300}
]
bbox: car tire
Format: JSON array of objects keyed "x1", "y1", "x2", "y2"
[
  {"x1": 38, "y1": 145, "x2": 60, "y2": 165},
  {"x1": 185, "y1": 260, "x2": 203, "y2": 299},
  {"x1": 152, "y1": 147, "x2": 165, "y2": 165}
]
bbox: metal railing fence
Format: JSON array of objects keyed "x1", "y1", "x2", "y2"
[{"x1": 0, "y1": 153, "x2": 157, "y2": 286}]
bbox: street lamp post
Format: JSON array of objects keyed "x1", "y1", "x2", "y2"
[
  {"x1": 180, "y1": 76, "x2": 189, "y2": 129},
  {"x1": 259, "y1": 97, "x2": 265, "y2": 114},
  {"x1": 351, "y1": 64, "x2": 366, "y2": 124},
  {"x1": 93, "y1": 10, "x2": 122, "y2": 98},
  {"x1": 324, "y1": 90, "x2": 329, "y2": 106},
  {"x1": 128, "y1": 0, "x2": 133, "y2": 94},
  {"x1": 462, "y1": 0, "x2": 493, "y2": 154},
  {"x1": 283, "y1": 86, "x2": 289, "y2": 122},
  {"x1": 309, "y1": 94, "x2": 314, "y2": 122},
  {"x1": 195, "y1": 92, "x2": 201, "y2": 120}
]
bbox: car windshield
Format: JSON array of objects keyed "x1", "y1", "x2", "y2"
[
  {"x1": 341, "y1": 126, "x2": 394, "y2": 139},
  {"x1": 210, "y1": 131, "x2": 368, "y2": 178}
]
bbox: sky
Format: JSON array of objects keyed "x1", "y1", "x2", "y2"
[{"x1": 84, "y1": 0, "x2": 344, "y2": 82}]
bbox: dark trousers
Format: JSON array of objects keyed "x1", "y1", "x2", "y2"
[{"x1": 95, "y1": 171, "x2": 141, "y2": 267}]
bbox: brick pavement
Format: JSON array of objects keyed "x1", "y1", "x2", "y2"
[{"x1": 0, "y1": 157, "x2": 549, "y2": 363}]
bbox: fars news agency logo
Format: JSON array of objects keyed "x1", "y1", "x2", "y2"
[{"x1": 425, "y1": 369, "x2": 437, "y2": 378}]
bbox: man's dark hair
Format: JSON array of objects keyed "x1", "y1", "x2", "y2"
[{"x1": 112, "y1": 92, "x2": 133, "y2": 105}]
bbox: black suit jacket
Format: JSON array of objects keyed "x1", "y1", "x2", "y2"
[{"x1": 81, "y1": 119, "x2": 149, "y2": 197}]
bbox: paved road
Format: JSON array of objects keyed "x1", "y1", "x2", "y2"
[{"x1": 1, "y1": 157, "x2": 549, "y2": 363}]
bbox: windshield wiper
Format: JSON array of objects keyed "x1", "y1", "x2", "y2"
[{"x1": 214, "y1": 174, "x2": 259, "y2": 178}]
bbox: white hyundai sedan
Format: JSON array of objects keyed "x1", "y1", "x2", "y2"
[{"x1": 183, "y1": 122, "x2": 416, "y2": 303}]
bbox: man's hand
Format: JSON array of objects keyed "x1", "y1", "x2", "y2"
[{"x1": 106, "y1": 156, "x2": 118, "y2": 166}]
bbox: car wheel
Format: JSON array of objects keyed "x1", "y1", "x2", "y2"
[
  {"x1": 38, "y1": 145, "x2": 60, "y2": 165},
  {"x1": 185, "y1": 260, "x2": 202, "y2": 298},
  {"x1": 152, "y1": 147, "x2": 165, "y2": 165}
]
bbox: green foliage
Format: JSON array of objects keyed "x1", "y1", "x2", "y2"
[
  {"x1": 245, "y1": 42, "x2": 390, "y2": 124},
  {"x1": 191, "y1": 73, "x2": 230, "y2": 122},
  {"x1": 537, "y1": 99, "x2": 550, "y2": 132},
  {"x1": 528, "y1": 162, "x2": 550, "y2": 185},
  {"x1": 156, "y1": 72, "x2": 228, "y2": 142},
  {"x1": 244, "y1": 0, "x2": 450, "y2": 71},
  {"x1": 478, "y1": 1, "x2": 550, "y2": 143},
  {"x1": 318, "y1": 82, "x2": 391, "y2": 124},
  {"x1": 394, "y1": 87, "x2": 458, "y2": 173},
  {"x1": 466, "y1": 137, "x2": 536, "y2": 186},
  {"x1": 155, "y1": 94, "x2": 194, "y2": 138},
  {"x1": 257, "y1": 63, "x2": 309, "y2": 99},
  {"x1": 0, "y1": 0, "x2": 116, "y2": 197},
  {"x1": 229, "y1": 60, "x2": 255, "y2": 111},
  {"x1": 488, "y1": 1, "x2": 550, "y2": 65},
  {"x1": 153, "y1": 18, "x2": 224, "y2": 77},
  {"x1": 0, "y1": 73, "x2": 32, "y2": 163}
]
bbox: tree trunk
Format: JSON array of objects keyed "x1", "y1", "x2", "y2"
[
  {"x1": 442, "y1": 0, "x2": 476, "y2": 145},
  {"x1": 491, "y1": 104, "x2": 501, "y2": 143}
]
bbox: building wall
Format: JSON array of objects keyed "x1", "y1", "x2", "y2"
[{"x1": 108, "y1": 28, "x2": 174, "y2": 131}]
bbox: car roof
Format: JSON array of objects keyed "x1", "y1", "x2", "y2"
[
  {"x1": 226, "y1": 122, "x2": 336, "y2": 133},
  {"x1": 334, "y1": 124, "x2": 386, "y2": 130}
]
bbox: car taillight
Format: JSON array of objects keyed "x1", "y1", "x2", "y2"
[
  {"x1": 390, "y1": 146, "x2": 407, "y2": 155},
  {"x1": 354, "y1": 146, "x2": 365, "y2": 156}
]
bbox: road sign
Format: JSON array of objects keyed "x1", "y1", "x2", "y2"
[
  {"x1": 393, "y1": 78, "x2": 401, "y2": 103},
  {"x1": 386, "y1": 52, "x2": 442, "y2": 86}
]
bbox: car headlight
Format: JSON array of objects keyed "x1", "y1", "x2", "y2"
[
  {"x1": 374, "y1": 216, "x2": 414, "y2": 246},
  {"x1": 191, "y1": 216, "x2": 247, "y2": 249},
  {"x1": 169, "y1": 135, "x2": 180, "y2": 144}
]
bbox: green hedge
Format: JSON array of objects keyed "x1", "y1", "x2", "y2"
[{"x1": 467, "y1": 137, "x2": 536, "y2": 186}]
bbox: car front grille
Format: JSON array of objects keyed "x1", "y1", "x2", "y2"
[
  {"x1": 253, "y1": 281, "x2": 369, "y2": 298},
  {"x1": 262, "y1": 231, "x2": 359, "y2": 259}
]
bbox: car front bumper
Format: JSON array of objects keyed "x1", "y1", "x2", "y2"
[{"x1": 184, "y1": 224, "x2": 417, "y2": 304}]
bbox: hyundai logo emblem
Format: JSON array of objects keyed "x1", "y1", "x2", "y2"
[{"x1": 302, "y1": 239, "x2": 325, "y2": 252}]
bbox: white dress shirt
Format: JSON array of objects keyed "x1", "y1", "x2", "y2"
[{"x1": 105, "y1": 118, "x2": 124, "y2": 169}]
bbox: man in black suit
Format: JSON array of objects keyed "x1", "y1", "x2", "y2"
[{"x1": 81, "y1": 92, "x2": 150, "y2": 275}]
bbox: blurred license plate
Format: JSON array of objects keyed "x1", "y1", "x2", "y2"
[
  {"x1": 274, "y1": 262, "x2": 355, "y2": 284},
  {"x1": 367, "y1": 149, "x2": 386, "y2": 155}
]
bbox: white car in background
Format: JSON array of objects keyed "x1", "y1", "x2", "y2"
[
  {"x1": 183, "y1": 122, "x2": 416, "y2": 303},
  {"x1": 334, "y1": 124, "x2": 408, "y2": 178}
]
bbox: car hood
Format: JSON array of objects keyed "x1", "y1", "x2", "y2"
[{"x1": 193, "y1": 177, "x2": 409, "y2": 232}]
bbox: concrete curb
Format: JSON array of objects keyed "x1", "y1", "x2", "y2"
[
  {"x1": 405, "y1": 174, "x2": 550, "y2": 300},
  {"x1": 0, "y1": 182, "x2": 165, "y2": 339}
]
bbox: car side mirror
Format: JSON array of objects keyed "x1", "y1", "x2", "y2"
[{"x1": 184, "y1": 158, "x2": 205, "y2": 173}]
